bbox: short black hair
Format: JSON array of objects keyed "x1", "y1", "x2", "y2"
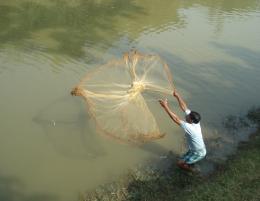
[{"x1": 189, "y1": 111, "x2": 201, "y2": 124}]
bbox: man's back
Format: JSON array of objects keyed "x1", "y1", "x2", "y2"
[{"x1": 180, "y1": 121, "x2": 206, "y2": 153}]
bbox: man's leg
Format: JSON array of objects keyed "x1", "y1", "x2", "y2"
[
  {"x1": 177, "y1": 150, "x2": 205, "y2": 171},
  {"x1": 179, "y1": 150, "x2": 192, "y2": 161},
  {"x1": 185, "y1": 151, "x2": 205, "y2": 165},
  {"x1": 177, "y1": 150, "x2": 193, "y2": 170}
]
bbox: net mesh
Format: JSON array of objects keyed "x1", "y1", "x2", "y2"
[{"x1": 71, "y1": 51, "x2": 174, "y2": 143}]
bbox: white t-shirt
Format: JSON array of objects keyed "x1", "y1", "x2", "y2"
[{"x1": 180, "y1": 109, "x2": 206, "y2": 154}]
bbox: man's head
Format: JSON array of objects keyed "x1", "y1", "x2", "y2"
[{"x1": 186, "y1": 111, "x2": 201, "y2": 124}]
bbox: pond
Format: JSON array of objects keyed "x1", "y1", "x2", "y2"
[{"x1": 0, "y1": 0, "x2": 260, "y2": 200}]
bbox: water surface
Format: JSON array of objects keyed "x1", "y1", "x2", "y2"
[{"x1": 1, "y1": 0, "x2": 260, "y2": 200}]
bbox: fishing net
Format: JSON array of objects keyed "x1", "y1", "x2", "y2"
[{"x1": 71, "y1": 52, "x2": 174, "y2": 143}]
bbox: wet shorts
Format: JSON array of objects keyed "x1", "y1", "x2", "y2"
[{"x1": 180, "y1": 149, "x2": 206, "y2": 164}]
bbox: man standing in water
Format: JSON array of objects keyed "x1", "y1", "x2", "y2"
[{"x1": 159, "y1": 90, "x2": 206, "y2": 171}]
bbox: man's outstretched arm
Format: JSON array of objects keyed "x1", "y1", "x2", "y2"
[
  {"x1": 173, "y1": 89, "x2": 188, "y2": 112},
  {"x1": 159, "y1": 99, "x2": 181, "y2": 125}
]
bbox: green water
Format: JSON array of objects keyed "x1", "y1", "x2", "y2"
[{"x1": 0, "y1": 0, "x2": 260, "y2": 200}]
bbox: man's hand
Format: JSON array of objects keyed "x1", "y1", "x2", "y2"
[
  {"x1": 173, "y1": 89, "x2": 188, "y2": 112},
  {"x1": 159, "y1": 98, "x2": 168, "y2": 108},
  {"x1": 173, "y1": 89, "x2": 179, "y2": 98},
  {"x1": 159, "y1": 98, "x2": 182, "y2": 125}
]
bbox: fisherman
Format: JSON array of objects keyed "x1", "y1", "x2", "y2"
[{"x1": 159, "y1": 90, "x2": 206, "y2": 171}]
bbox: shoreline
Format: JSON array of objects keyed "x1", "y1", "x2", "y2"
[{"x1": 80, "y1": 107, "x2": 260, "y2": 201}]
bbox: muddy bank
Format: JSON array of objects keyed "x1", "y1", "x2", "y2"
[{"x1": 80, "y1": 107, "x2": 260, "y2": 201}]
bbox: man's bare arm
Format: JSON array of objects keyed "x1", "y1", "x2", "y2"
[
  {"x1": 173, "y1": 90, "x2": 188, "y2": 112},
  {"x1": 159, "y1": 99, "x2": 182, "y2": 125}
]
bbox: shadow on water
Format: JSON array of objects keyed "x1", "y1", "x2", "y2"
[
  {"x1": 0, "y1": 175, "x2": 58, "y2": 201},
  {"x1": 33, "y1": 95, "x2": 105, "y2": 160}
]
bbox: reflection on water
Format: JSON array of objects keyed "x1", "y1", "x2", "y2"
[
  {"x1": 0, "y1": 0, "x2": 143, "y2": 59},
  {"x1": 0, "y1": 0, "x2": 192, "y2": 63},
  {"x1": 0, "y1": 0, "x2": 260, "y2": 200},
  {"x1": 1, "y1": 0, "x2": 258, "y2": 57}
]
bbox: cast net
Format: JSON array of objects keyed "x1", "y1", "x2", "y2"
[{"x1": 71, "y1": 51, "x2": 174, "y2": 143}]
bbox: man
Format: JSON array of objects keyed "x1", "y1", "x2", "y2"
[{"x1": 159, "y1": 90, "x2": 206, "y2": 171}]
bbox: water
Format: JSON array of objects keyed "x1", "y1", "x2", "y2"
[{"x1": 0, "y1": 0, "x2": 260, "y2": 200}]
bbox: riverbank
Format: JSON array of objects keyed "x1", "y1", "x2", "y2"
[{"x1": 81, "y1": 107, "x2": 260, "y2": 201}]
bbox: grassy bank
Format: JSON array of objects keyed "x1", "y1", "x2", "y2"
[
  {"x1": 81, "y1": 108, "x2": 260, "y2": 201},
  {"x1": 171, "y1": 131, "x2": 260, "y2": 201}
]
